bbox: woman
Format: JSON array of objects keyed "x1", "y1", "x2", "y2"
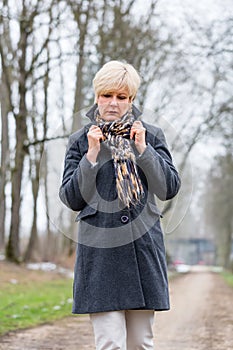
[{"x1": 59, "y1": 61, "x2": 181, "y2": 350}]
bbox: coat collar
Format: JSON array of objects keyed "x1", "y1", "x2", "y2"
[{"x1": 86, "y1": 103, "x2": 142, "y2": 122}]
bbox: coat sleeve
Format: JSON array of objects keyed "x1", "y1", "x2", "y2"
[
  {"x1": 136, "y1": 126, "x2": 181, "y2": 200},
  {"x1": 59, "y1": 133, "x2": 99, "y2": 211}
]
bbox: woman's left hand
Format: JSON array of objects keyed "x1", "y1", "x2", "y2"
[{"x1": 130, "y1": 121, "x2": 147, "y2": 155}]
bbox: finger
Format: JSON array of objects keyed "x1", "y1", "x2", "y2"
[
  {"x1": 88, "y1": 126, "x2": 102, "y2": 135},
  {"x1": 132, "y1": 121, "x2": 143, "y2": 128},
  {"x1": 131, "y1": 123, "x2": 145, "y2": 132},
  {"x1": 130, "y1": 128, "x2": 136, "y2": 140},
  {"x1": 131, "y1": 127, "x2": 145, "y2": 139},
  {"x1": 90, "y1": 134, "x2": 103, "y2": 142},
  {"x1": 89, "y1": 125, "x2": 100, "y2": 132},
  {"x1": 88, "y1": 130, "x2": 104, "y2": 144}
]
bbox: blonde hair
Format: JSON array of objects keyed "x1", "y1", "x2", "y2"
[{"x1": 93, "y1": 60, "x2": 141, "y2": 103}]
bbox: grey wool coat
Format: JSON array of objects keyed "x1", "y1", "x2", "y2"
[{"x1": 59, "y1": 105, "x2": 181, "y2": 314}]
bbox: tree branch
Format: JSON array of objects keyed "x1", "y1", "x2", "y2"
[{"x1": 23, "y1": 134, "x2": 70, "y2": 151}]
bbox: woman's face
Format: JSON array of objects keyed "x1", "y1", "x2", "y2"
[{"x1": 97, "y1": 89, "x2": 131, "y2": 121}]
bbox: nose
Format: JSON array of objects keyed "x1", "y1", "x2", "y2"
[{"x1": 109, "y1": 96, "x2": 118, "y2": 106}]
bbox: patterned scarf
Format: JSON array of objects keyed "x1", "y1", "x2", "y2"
[{"x1": 96, "y1": 110, "x2": 144, "y2": 208}]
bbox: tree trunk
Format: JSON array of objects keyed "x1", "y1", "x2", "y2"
[
  {"x1": 6, "y1": 115, "x2": 27, "y2": 262},
  {"x1": 71, "y1": 2, "x2": 91, "y2": 132},
  {"x1": 6, "y1": 17, "x2": 28, "y2": 262},
  {"x1": 24, "y1": 169, "x2": 40, "y2": 261},
  {"x1": 0, "y1": 71, "x2": 9, "y2": 250},
  {"x1": 72, "y1": 53, "x2": 85, "y2": 131},
  {"x1": 223, "y1": 223, "x2": 232, "y2": 269},
  {"x1": 43, "y1": 150, "x2": 53, "y2": 261}
]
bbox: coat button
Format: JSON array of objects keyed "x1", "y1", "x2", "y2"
[{"x1": 121, "y1": 215, "x2": 129, "y2": 224}]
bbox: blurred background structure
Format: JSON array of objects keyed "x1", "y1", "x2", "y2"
[{"x1": 0, "y1": 0, "x2": 232, "y2": 268}]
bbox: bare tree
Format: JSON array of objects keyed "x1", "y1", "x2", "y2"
[
  {"x1": 1, "y1": 0, "x2": 232, "y2": 264},
  {"x1": 169, "y1": 15, "x2": 233, "y2": 152},
  {"x1": 67, "y1": 0, "x2": 94, "y2": 131},
  {"x1": 0, "y1": 0, "x2": 56, "y2": 261},
  {"x1": 0, "y1": 0, "x2": 14, "y2": 250},
  {"x1": 67, "y1": 0, "x2": 174, "y2": 128},
  {"x1": 204, "y1": 151, "x2": 233, "y2": 268},
  {"x1": 5, "y1": 1, "x2": 31, "y2": 261},
  {"x1": 0, "y1": 59, "x2": 10, "y2": 250},
  {"x1": 24, "y1": 4, "x2": 54, "y2": 261}
]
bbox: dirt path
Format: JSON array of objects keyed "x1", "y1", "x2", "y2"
[{"x1": 1, "y1": 269, "x2": 233, "y2": 350}]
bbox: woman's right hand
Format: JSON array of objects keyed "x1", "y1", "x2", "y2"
[{"x1": 86, "y1": 125, "x2": 103, "y2": 163}]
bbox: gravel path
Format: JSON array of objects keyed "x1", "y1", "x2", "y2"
[{"x1": 1, "y1": 269, "x2": 233, "y2": 350}]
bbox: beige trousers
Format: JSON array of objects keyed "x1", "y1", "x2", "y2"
[{"x1": 90, "y1": 310, "x2": 155, "y2": 350}]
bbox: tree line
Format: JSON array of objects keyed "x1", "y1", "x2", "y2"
[{"x1": 0, "y1": 0, "x2": 232, "y2": 267}]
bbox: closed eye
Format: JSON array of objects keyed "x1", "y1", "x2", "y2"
[
  {"x1": 100, "y1": 93, "x2": 128, "y2": 100},
  {"x1": 102, "y1": 94, "x2": 112, "y2": 98}
]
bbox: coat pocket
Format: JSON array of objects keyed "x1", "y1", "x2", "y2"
[{"x1": 75, "y1": 202, "x2": 98, "y2": 222}]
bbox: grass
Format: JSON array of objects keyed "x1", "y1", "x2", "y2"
[
  {"x1": 0, "y1": 261, "x2": 181, "y2": 337},
  {"x1": 0, "y1": 273, "x2": 73, "y2": 336},
  {"x1": 221, "y1": 270, "x2": 233, "y2": 288}
]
